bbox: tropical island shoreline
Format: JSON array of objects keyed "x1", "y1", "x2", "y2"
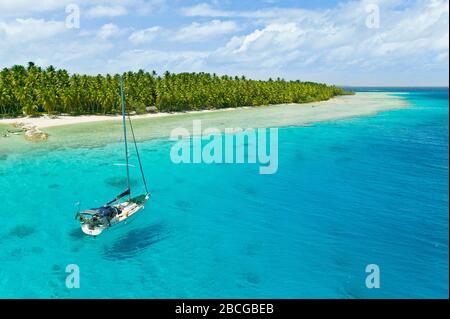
[
  {"x1": 0, "y1": 92, "x2": 409, "y2": 156},
  {"x1": 0, "y1": 63, "x2": 354, "y2": 143},
  {"x1": 0, "y1": 92, "x2": 410, "y2": 131}
]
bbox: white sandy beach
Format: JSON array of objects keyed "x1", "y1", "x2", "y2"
[
  {"x1": 0, "y1": 92, "x2": 407, "y2": 130},
  {"x1": 0, "y1": 109, "x2": 221, "y2": 129}
]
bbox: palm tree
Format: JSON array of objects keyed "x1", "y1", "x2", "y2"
[{"x1": 0, "y1": 63, "x2": 351, "y2": 117}]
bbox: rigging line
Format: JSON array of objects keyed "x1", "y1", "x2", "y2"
[
  {"x1": 120, "y1": 76, "x2": 131, "y2": 197},
  {"x1": 127, "y1": 111, "x2": 149, "y2": 195}
]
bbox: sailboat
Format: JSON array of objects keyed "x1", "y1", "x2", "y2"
[{"x1": 75, "y1": 76, "x2": 150, "y2": 236}]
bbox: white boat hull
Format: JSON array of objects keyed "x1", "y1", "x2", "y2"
[
  {"x1": 81, "y1": 223, "x2": 105, "y2": 236},
  {"x1": 80, "y1": 195, "x2": 149, "y2": 236}
]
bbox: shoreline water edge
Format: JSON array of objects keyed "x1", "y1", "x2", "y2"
[{"x1": 0, "y1": 92, "x2": 409, "y2": 155}]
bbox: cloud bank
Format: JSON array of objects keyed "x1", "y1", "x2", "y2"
[{"x1": 0, "y1": 0, "x2": 448, "y2": 86}]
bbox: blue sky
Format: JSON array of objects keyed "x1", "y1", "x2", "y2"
[{"x1": 0, "y1": 0, "x2": 448, "y2": 86}]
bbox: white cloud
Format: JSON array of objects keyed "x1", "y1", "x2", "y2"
[
  {"x1": 50, "y1": 40, "x2": 114, "y2": 67},
  {"x1": 129, "y1": 26, "x2": 161, "y2": 44},
  {"x1": 0, "y1": 18, "x2": 66, "y2": 43},
  {"x1": 180, "y1": 2, "x2": 317, "y2": 21},
  {"x1": 98, "y1": 23, "x2": 120, "y2": 40},
  {"x1": 233, "y1": 23, "x2": 304, "y2": 54},
  {"x1": 0, "y1": 18, "x2": 112, "y2": 74},
  {"x1": 0, "y1": 0, "x2": 73, "y2": 16},
  {"x1": 135, "y1": 0, "x2": 166, "y2": 15},
  {"x1": 106, "y1": 49, "x2": 208, "y2": 74},
  {"x1": 173, "y1": 20, "x2": 239, "y2": 43},
  {"x1": 85, "y1": 0, "x2": 165, "y2": 18},
  {"x1": 181, "y1": 3, "x2": 230, "y2": 17},
  {"x1": 86, "y1": 5, "x2": 128, "y2": 18},
  {"x1": 208, "y1": 0, "x2": 449, "y2": 76},
  {"x1": 0, "y1": 0, "x2": 447, "y2": 86},
  {"x1": 128, "y1": 20, "x2": 238, "y2": 45},
  {"x1": 0, "y1": 0, "x2": 166, "y2": 17}
]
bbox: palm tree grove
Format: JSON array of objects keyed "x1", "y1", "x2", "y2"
[{"x1": 0, "y1": 63, "x2": 352, "y2": 117}]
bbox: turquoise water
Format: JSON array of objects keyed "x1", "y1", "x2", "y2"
[{"x1": 0, "y1": 89, "x2": 448, "y2": 298}]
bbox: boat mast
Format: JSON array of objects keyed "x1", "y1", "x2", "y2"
[{"x1": 120, "y1": 75, "x2": 131, "y2": 199}]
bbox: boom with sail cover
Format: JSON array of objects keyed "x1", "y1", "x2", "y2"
[{"x1": 106, "y1": 188, "x2": 131, "y2": 205}]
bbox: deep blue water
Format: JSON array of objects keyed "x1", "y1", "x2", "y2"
[{"x1": 0, "y1": 88, "x2": 448, "y2": 298}]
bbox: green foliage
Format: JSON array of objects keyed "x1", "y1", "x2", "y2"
[{"x1": 0, "y1": 63, "x2": 352, "y2": 117}]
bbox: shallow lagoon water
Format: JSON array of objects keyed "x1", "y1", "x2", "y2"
[
  {"x1": 0, "y1": 92, "x2": 407, "y2": 155},
  {"x1": 0, "y1": 90, "x2": 448, "y2": 298}
]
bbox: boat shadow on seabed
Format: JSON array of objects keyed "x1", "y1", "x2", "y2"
[
  {"x1": 68, "y1": 220, "x2": 169, "y2": 259},
  {"x1": 102, "y1": 222, "x2": 169, "y2": 260}
]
